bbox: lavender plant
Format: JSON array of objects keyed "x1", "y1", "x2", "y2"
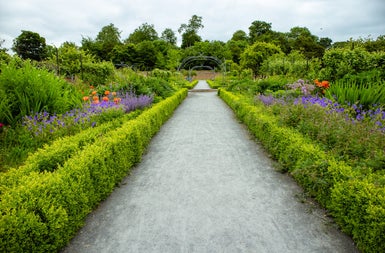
[{"x1": 256, "y1": 94, "x2": 385, "y2": 170}]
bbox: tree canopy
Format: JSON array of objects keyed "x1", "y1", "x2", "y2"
[
  {"x1": 178, "y1": 15, "x2": 204, "y2": 48},
  {"x1": 6, "y1": 17, "x2": 385, "y2": 75},
  {"x1": 13, "y1": 30, "x2": 47, "y2": 61}
]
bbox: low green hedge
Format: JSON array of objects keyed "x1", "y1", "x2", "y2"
[
  {"x1": 218, "y1": 88, "x2": 385, "y2": 253},
  {"x1": 0, "y1": 88, "x2": 188, "y2": 253},
  {"x1": 207, "y1": 79, "x2": 221, "y2": 89},
  {"x1": 0, "y1": 111, "x2": 142, "y2": 191},
  {"x1": 184, "y1": 80, "x2": 198, "y2": 89}
]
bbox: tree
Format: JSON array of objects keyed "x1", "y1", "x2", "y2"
[
  {"x1": 95, "y1": 23, "x2": 122, "y2": 60},
  {"x1": 286, "y1": 26, "x2": 324, "y2": 58},
  {"x1": 12, "y1": 30, "x2": 47, "y2": 61},
  {"x1": 231, "y1": 30, "x2": 248, "y2": 42},
  {"x1": 0, "y1": 38, "x2": 11, "y2": 64},
  {"x1": 135, "y1": 41, "x2": 158, "y2": 70},
  {"x1": 110, "y1": 43, "x2": 137, "y2": 66},
  {"x1": 126, "y1": 23, "x2": 158, "y2": 44},
  {"x1": 161, "y1": 28, "x2": 177, "y2": 46},
  {"x1": 249, "y1": 20, "x2": 272, "y2": 43},
  {"x1": 80, "y1": 24, "x2": 121, "y2": 61},
  {"x1": 240, "y1": 41, "x2": 282, "y2": 76},
  {"x1": 227, "y1": 40, "x2": 248, "y2": 64},
  {"x1": 319, "y1": 37, "x2": 333, "y2": 49},
  {"x1": 178, "y1": 15, "x2": 204, "y2": 48}
]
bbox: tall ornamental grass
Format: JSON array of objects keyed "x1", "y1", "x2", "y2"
[
  {"x1": 0, "y1": 59, "x2": 82, "y2": 126},
  {"x1": 326, "y1": 77, "x2": 385, "y2": 109}
]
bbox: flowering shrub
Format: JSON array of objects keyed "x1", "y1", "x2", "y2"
[
  {"x1": 219, "y1": 89, "x2": 385, "y2": 253},
  {"x1": 286, "y1": 79, "x2": 330, "y2": 96},
  {"x1": 286, "y1": 79, "x2": 315, "y2": 96},
  {"x1": 255, "y1": 94, "x2": 385, "y2": 172},
  {"x1": 22, "y1": 92, "x2": 153, "y2": 137}
]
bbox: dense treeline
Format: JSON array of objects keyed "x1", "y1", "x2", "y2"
[{"x1": 1, "y1": 16, "x2": 384, "y2": 77}]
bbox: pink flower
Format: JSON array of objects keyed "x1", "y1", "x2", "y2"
[{"x1": 0, "y1": 123, "x2": 4, "y2": 128}]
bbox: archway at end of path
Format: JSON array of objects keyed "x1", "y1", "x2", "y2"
[
  {"x1": 177, "y1": 55, "x2": 223, "y2": 71},
  {"x1": 177, "y1": 55, "x2": 224, "y2": 81}
]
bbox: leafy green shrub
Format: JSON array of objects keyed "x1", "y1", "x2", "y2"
[
  {"x1": 218, "y1": 89, "x2": 385, "y2": 252},
  {"x1": 330, "y1": 178, "x2": 385, "y2": 253},
  {"x1": 0, "y1": 111, "x2": 141, "y2": 192},
  {"x1": 0, "y1": 59, "x2": 82, "y2": 126},
  {"x1": 260, "y1": 51, "x2": 321, "y2": 79},
  {"x1": 320, "y1": 47, "x2": 380, "y2": 81},
  {"x1": 0, "y1": 88, "x2": 188, "y2": 252},
  {"x1": 81, "y1": 61, "x2": 115, "y2": 86}
]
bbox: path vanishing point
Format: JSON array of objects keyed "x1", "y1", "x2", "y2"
[{"x1": 62, "y1": 80, "x2": 358, "y2": 253}]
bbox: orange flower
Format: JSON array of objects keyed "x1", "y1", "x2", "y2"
[
  {"x1": 93, "y1": 100, "x2": 99, "y2": 104},
  {"x1": 104, "y1": 90, "x2": 110, "y2": 96},
  {"x1": 82, "y1": 96, "x2": 89, "y2": 102},
  {"x1": 102, "y1": 96, "x2": 109, "y2": 102},
  {"x1": 321, "y1": 80, "x2": 330, "y2": 89},
  {"x1": 112, "y1": 91, "x2": 117, "y2": 97},
  {"x1": 91, "y1": 91, "x2": 97, "y2": 96},
  {"x1": 113, "y1": 97, "x2": 121, "y2": 104},
  {"x1": 90, "y1": 85, "x2": 94, "y2": 89},
  {"x1": 92, "y1": 96, "x2": 99, "y2": 101}
]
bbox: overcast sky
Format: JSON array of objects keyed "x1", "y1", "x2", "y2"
[{"x1": 1, "y1": 0, "x2": 384, "y2": 51}]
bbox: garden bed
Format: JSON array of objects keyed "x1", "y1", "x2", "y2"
[
  {"x1": 0, "y1": 89, "x2": 188, "y2": 253},
  {"x1": 218, "y1": 88, "x2": 385, "y2": 253}
]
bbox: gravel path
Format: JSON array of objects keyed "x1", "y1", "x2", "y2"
[{"x1": 62, "y1": 81, "x2": 358, "y2": 253}]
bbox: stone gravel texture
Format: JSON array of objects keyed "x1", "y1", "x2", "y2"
[{"x1": 62, "y1": 81, "x2": 358, "y2": 253}]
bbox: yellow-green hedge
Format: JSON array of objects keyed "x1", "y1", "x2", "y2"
[
  {"x1": 0, "y1": 89, "x2": 187, "y2": 253},
  {"x1": 219, "y1": 88, "x2": 385, "y2": 253}
]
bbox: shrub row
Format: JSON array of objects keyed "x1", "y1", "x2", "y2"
[
  {"x1": 0, "y1": 88, "x2": 188, "y2": 253},
  {"x1": 0, "y1": 110, "x2": 142, "y2": 191},
  {"x1": 218, "y1": 89, "x2": 385, "y2": 253},
  {"x1": 184, "y1": 79, "x2": 198, "y2": 89}
]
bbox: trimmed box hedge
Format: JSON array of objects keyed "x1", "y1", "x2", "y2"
[
  {"x1": 0, "y1": 89, "x2": 187, "y2": 253},
  {"x1": 218, "y1": 88, "x2": 385, "y2": 253}
]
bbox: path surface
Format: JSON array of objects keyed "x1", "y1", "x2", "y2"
[{"x1": 62, "y1": 81, "x2": 358, "y2": 253}]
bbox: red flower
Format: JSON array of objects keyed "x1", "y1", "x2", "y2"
[{"x1": 321, "y1": 81, "x2": 330, "y2": 89}]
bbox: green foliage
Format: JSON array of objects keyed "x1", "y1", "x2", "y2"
[
  {"x1": 0, "y1": 89, "x2": 188, "y2": 253},
  {"x1": 126, "y1": 23, "x2": 159, "y2": 44},
  {"x1": 220, "y1": 75, "x2": 294, "y2": 95},
  {"x1": 178, "y1": 15, "x2": 204, "y2": 48},
  {"x1": 0, "y1": 59, "x2": 82, "y2": 126},
  {"x1": 260, "y1": 51, "x2": 321, "y2": 78},
  {"x1": 240, "y1": 41, "x2": 282, "y2": 76},
  {"x1": 0, "y1": 111, "x2": 141, "y2": 188},
  {"x1": 248, "y1": 20, "x2": 272, "y2": 43},
  {"x1": 80, "y1": 23, "x2": 122, "y2": 61},
  {"x1": 326, "y1": 72, "x2": 385, "y2": 108},
  {"x1": 12, "y1": 30, "x2": 47, "y2": 61},
  {"x1": 219, "y1": 89, "x2": 385, "y2": 253},
  {"x1": 320, "y1": 47, "x2": 379, "y2": 81},
  {"x1": 270, "y1": 100, "x2": 385, "y2": 171},
  {"x1": 161, "y1": 28, "x2": 177, "y2": 46},
  {"x1": 81, "y1": 61, "x2": 115, "y2": 85},
  {"x1": 330, "y1": 179, "x2": 385, "y2": 252}
]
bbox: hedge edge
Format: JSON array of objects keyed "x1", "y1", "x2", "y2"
[
  {"x1": 0, "y1": 88, "x2": 188, "y2": 253},
  {"x1": 218, "y1": 88, "x2": 385, "y2": 253}
]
